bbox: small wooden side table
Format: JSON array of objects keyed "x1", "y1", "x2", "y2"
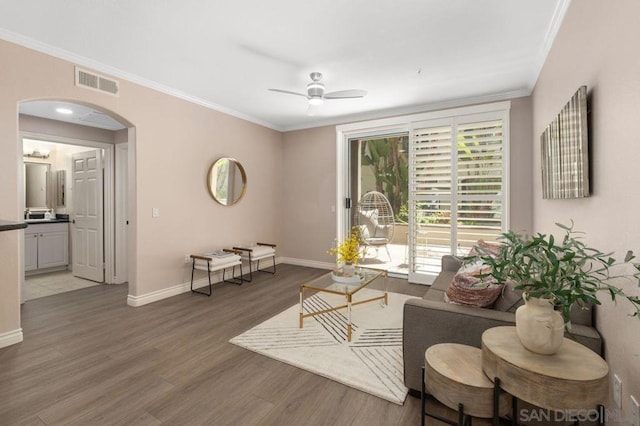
[
  {"x1": 482, "y1": 326, "x2": 609, "y2": 425},
  {"x1": 422, "y1": 343, "x2": 511, "y2": 426}
]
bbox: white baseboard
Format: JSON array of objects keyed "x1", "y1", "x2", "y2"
[
  {"x1": 127, "y1": 257, "x2": 335, "y2": 308},
  {"x1": 0, "y1": 328, "x2": 23, "y2": 349},
  {"x1": 127, "y1": 277, "x2": 213, "y2": 307},
  {"x1": 127, "y1": 257, "x2": 286, "y2": 307},
  {"x1": 279, "y1": 257, "x2": 334, "y2": 270}
]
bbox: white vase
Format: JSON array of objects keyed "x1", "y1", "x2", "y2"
[
  {"x1": 515, "y1": 294, "x2": 565, "y2": 355},
  {"x1": 343, "y1": 262, "x2": 355, "y2": 276}
]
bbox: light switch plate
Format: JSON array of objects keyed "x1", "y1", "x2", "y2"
[
  {"x1": 631, "y1": 395, "x2": 639, "y2": 426},
  {"x1": 152, "y1": 207, "x2": 159, "y2": 218}
]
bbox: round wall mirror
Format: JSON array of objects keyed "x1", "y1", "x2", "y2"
[{"x1": 207, "y1": 157, "x2": 247, "y2": 205}]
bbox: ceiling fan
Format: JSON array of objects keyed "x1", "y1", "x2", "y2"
[{"x1": 268, "y1": 72, "x2": 367, "y2": 106}]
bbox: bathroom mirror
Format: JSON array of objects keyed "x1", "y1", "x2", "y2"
[
  {"x1": 207, "y1": 157, "x2": 247, "y2": 205},
  {"x1": 24, "y1": 162, "x2": 51, "y2": 209}
]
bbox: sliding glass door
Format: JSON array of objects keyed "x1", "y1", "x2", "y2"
[
  {"x1": 337, "y1": 102, "x2": 510, "y2": 285},
  {"x1": 347, "y1": 133, "x2": 409, "y2": 276}
]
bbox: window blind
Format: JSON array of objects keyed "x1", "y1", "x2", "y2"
[{"x1": 409, "y1": 115, "x2": 505, "y2": 283}]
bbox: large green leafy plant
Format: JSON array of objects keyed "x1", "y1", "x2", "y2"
[{"x1": 468, "y1": 221, "x2": 640, "y2": 327}]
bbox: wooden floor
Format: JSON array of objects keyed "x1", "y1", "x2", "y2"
[{"x1": 1, "y1": 264, "x2": 457, "y2": 426}]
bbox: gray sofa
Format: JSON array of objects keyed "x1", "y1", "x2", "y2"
[{"x1": 402, "y1": 255, "x2": 603, "y2": 392}]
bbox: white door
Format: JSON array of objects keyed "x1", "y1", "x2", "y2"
[{"x1": 72, "y1": 150, "x2": 104, "y2": 282}]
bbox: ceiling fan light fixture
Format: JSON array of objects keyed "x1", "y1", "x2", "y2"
[
  {"x1": 307, "y1": 81, "x2": 325, "y2": 98},
  {"x1": 269, "y1": 71, "x2": 365, "y2": 110}
]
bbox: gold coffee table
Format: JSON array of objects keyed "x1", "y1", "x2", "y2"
[{"x1": 299, "y1": 267, "x2": 388, "y2": 342}]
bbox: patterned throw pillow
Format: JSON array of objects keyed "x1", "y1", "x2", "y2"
[
  {"x1": 444, "y1": 261, "x2": 503, "y2": 308},
  {"x1": 468, "y1": 239, "x2": 503, "y2": 257}
]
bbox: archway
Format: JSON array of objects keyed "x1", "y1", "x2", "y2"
[{"x1": 17, "y1": 99, "x2": 136, "y2": 304}]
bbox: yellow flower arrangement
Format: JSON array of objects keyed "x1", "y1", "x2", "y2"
[{"x1": 328, "y1": 226, "x2": 362, "y2": 265}]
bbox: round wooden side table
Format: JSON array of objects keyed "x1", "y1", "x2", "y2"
[
  {"x1": 422, "y1": 343, "x2": 511, "y2": 426},
  {"x1": 482, "y1": 326, "x2": 608, "y2": 424}
]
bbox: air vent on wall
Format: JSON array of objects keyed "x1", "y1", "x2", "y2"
[{"x1": 75, "y1": 67, "x2": 119, "y2": 96}]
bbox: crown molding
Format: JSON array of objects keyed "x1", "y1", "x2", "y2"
[
  {"x1": 528, "y1": 0, "x2": 571, "y2": 92},
  {"x1": 0, "y1": 29, "x2": 283, "y2": 132},
  {"x1": 282, "y1": 88, "x2": 530, "y2": 132}
]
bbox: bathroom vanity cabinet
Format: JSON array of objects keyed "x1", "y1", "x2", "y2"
[{"x1": 24, "y1": 222, "x2": 69, "y2": 273}]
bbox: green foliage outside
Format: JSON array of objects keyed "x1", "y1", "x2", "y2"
[
  {"x1": 359, "y1": 124, "x2": 501, "y2": 227},
  {"x1": 360, "y1": 136, "x2": 408, "y2": 222}
]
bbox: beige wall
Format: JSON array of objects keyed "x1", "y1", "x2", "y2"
[
  {"x1": 281, "y1": 126, "x2": 337, "y2": 265},
  {"x1": 532, "y1": 0, "x2": 640, "y2": 416},
  {"x1": 0, "y1": 39, "x2": 282, "y2": 340},
  {"x1": 508, "y1": 97, "x2": 533, "y2": 234},
  {"x1": 281, "y1": 97, "x2": 534, "y2": 265}
]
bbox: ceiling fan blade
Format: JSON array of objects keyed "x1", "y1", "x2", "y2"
[
  {"x1": 268, "y1": 88, "x2": 307, "y2": 98},
  {"x1": 324, "y1": 89, "x2": 367, "y2": 99}
]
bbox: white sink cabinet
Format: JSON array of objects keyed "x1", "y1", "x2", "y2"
[{"x1": 24, "y1": 222, "x2": 69, "y2": 273}]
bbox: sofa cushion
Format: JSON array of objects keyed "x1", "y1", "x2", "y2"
[
  {"x1": 357, "y1": 209, "x2": 378, "y2": 237},
  {"x1": 431, "y1": 270, "x2": 456, "y2": 292},
  {"x1": 238, "y1": 245, "x2": 275, "y2": 261},
  {"x1": 569, "y1": 303, "x2": 593, "y2": 326},
  {"x1": 423, "y1": 270, "x2": 455, "y2": 302},
  {"x1": 194, "y1": 254, "x2": 241, "y2": 270},
  {"x1": 493, "y1": 281, "x2": 524, "y2": 313}
]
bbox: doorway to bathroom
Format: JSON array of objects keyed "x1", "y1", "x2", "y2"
[{"x1": 19, "y1": 100, "x2": 131, "y2": 301}]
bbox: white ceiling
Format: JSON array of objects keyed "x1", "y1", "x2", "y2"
[{"x1": 0, "y1": 0, "x2": 569, "y2": 131}]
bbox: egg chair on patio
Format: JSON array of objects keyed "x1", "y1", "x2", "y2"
[{"x1": 355, "y1": 191, "x2": 395, "y2": 261}]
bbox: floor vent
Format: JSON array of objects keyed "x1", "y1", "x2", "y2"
[{"x1": 75, "y1": 67, "x2": 119, "y2": 96}]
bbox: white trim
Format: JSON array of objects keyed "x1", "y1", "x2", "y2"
[
  {"x1": 528, "y1": 0, "x2": 572, "y2": 92},
  {"x1": 279, "y1": 257, "x2": 335, "y2": 270},
  {"x1": 0, "y1": 29, "x2": 280, "y2": 132},
  {"x1": 502, "y1": 109, "x2": 511, "y2": 232},
  {"x1": 114, "y1": 143, "x2": 128, "y2": 284},
  {"x1": 102, "y1": 147, "x2": 114, "y2": 283},
  {"x1": 128, "y1": 257, "x2": 288, "y2": 307},
  {"x1": 127, "y1": 278, "x2": 211, "y2": 307},
  {"x1": 289, "y1": 92, "x2": 522, "y2": 132},
  {"x1": 336, "y1": 101, "x2": 511, "y2": 134},
  {"x1": 0, "y1": 329, "x2": 24, "y2": 349},
  {"x1": 335, "y1": 131, "x2": 348, "y2": 243}
]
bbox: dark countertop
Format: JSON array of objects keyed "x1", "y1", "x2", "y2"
[
  {"x1": 0, "y1": 220, "x2": 29, "y2": 232},
  {"x1": 25, "y1": 219, "x2": 70, "y2": 225}
]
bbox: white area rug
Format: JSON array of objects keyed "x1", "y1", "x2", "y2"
[{"x1": 230, "y1": 289, "x2": 418, "y2": 405}]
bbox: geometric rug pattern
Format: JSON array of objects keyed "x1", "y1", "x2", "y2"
[{"x1": 230, "y1": 289, "x2": 418, "y2": 404}]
